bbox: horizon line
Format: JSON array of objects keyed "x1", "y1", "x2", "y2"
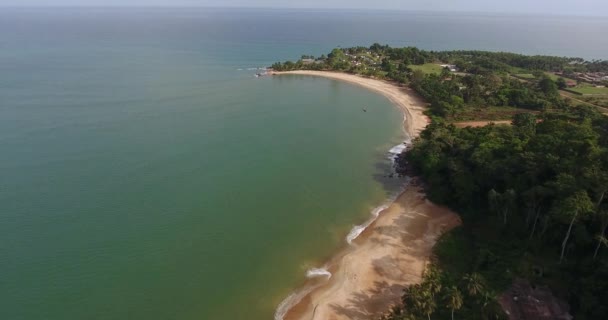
[{"x1": 0, "y1": 5, "x2": 607, "y2": 18}]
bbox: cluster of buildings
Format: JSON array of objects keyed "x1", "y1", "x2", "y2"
[
  {"x1": 344, "y1": 53, "x2": 379, "y2": 67},
  {"x1": 557, "y1": 71, "x2": 608, "y2": 85},
  {"x1": 440, "y1": 64, "x2": 458, "y2": 72},
  {"x1": 301, "y1": 58, "x2": 325, "y2": 65}
]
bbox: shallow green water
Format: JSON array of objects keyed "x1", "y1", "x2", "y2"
[
  {"x1": 5, "y1": 7, "x2": 608, "y2": 320},
  {"x1": 0, "y1": 21, "x2": 405, "y2": 320}
]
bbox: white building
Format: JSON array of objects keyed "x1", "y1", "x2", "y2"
[{"x1": 440, "y1": 64, "x2": 458, "y2": 72}]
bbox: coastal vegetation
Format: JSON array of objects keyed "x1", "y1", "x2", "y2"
[
  {"x1": 274, "y1": 44, "x2": 608, "y2": 319},
  {"x1": 393, "y1": 109, "x2": 608, "y2": 319},
  {"x1": 272, "y1": 44, "x2": 608, "y2": 121}
]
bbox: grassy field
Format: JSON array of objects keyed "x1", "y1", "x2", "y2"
[
  {"x1": 560, "y1": 91, "x2": 608, "y2": 113},
  {"x1": 514, "y1": 72, "x2": 575, "y2": 82},
  {"x1": 408, "y1": 63, "x2": 445, "y2": 74},
  {"x1": 450, "y1": 106, "x2": 535, "y2": 121},
  {"x1": 568, "y1": 85, "x2": 608, "y2": 95},
  {"x1": 509, "y1": 67, "x2": 530, "y2": 74},
  {"x1": 513, "y1": 73, "x2": 536, "y2": 79},
  {"x1": 512, "y1": 72, "x2": 579, "y2": 84},
  {"x1": 544, "y1": 72, "x2": 561, "y2": 81},
  {"x1": 581, "y1": 96, "x2": 608, "y2": 108}
]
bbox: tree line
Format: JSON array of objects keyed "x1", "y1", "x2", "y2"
[
  {"x1": 392, "y1": 109, "x2": 608, "y2": 319},
  {"x1": 271, "y1": 44, "x2": 608, "y2": 75}
]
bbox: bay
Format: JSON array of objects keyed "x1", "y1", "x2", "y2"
[{"x1": 1, "y1": 7, "x2": 606, "y2": 320}]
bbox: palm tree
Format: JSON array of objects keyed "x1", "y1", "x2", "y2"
[
  {"x1": 556, "y1": 191, "x2": 593, "y2": 264},
  {"x1": 419, "y1": 290, "x2": 436, "y2": 320},
  {"x1": 593, "y1": 210, "x2": 608, "y2": 260},
  {"x1": 424, "y1": 267, "x2": 442, "y2": 296},
  {"x1": 444, "y1": 286, "x2": 463, "y2": 320},
  {"x1": 480, "y1": 290, "x2": 496, "y2": 309},
  {"x1": 480, "y1": 290, "x2": 503, "y2": 320},
  {"x1": 463, "y1": 273, "x2": 484, "y2": 297},
  {"x1": 593, "y1": 234, "x2": 608, "y2": 260},
  {"x1": 404, "y1": 284, "x2": 436, "y2": 320}
]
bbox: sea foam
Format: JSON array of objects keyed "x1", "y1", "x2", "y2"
[
  {"x1": 345, "y1": 142, "x2": 412, "y2": 245},
  {"x1": 274, "y1": 287, "x2": 316, "y2": 320},
  {"x1": 346, "y1": 204, "x2": 390, "y2": 244},
  {"x1": 306, "y1": 268, "x2": 332, "y2": 279},
  {"x1": 345, "y1": 192, "x2": 410, "y2": 245},
  {"x1": 275, "y1": 143, "x2": 411, "y2": 319},
  {"x1": 388, "y1": 139, "x2": 411, "y2": 163},
  {"x1": 388, "y1": 143, "x2": 408, "y2": 155}
]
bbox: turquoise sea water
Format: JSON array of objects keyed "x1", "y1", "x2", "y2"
[{"x1": 1, "y1": 8, "x2": 607, "y2": 320}]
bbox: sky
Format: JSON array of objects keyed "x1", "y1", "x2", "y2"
[{"x1": 1, "y1": 0, "x2": 607, "y2": 16}]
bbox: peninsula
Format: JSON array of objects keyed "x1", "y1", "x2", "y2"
[{"x1": 272, "y1": 44, "x2": 608, "y2": 320}]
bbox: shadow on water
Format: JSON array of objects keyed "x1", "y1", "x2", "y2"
[{"x1": 371, "y1": 158, "x2": 408, "y2": 195}]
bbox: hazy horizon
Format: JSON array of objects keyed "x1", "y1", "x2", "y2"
[{"x1": 1, "y1": 0, "x2": 607, "y2": 17}]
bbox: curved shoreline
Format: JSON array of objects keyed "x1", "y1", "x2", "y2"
[
  {"x1": 271, "y1": 71, "x2": 461, "y2": 320},
  {"x1": 271, "y1": 70, "x2": 429, "y2": 139}
]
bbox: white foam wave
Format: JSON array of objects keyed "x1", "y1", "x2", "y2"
[
  {"x1": 275, "y1": 181, "x2": 410, "y2": 319},
  {"x1": 388, "y1": 139, "x2": 412, "y2": 163},
  {"x1": 274, "y1": 287, "x2": 316, "y2": 320},
  {"x1": 274, "y1": 267, "x2": 333, "y2": 320},
  {"x1": 346, "y1": 224, "x2": 367, "y2": 245},
  {"x1": 389, "y1": 143, "x2": 408, "y2": 155},
  {"x1": 372, "y1": 204, "x2": 390, "y2": 217},
  {"x1": 345, "y1": 141, "x2": 415, "y2": 245},
  {"x1": 346, "y1": 204, "x2": 388, "y2": 244},
  {"x1": 346, "y1": 180, "x2": 410, "y2": 245},
  {"x1": 306, "y1": 268, "x2": 332, "y2": 279}
]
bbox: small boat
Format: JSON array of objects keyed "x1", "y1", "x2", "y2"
[{"x1": 362, "y1": 108, "x2": 367, "y2": 112}]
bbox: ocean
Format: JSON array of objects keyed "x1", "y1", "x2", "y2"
[{"x1": 1, "y1": 7, "x2": 607, "y2": 320}]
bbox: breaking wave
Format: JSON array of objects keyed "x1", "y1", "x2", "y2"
[
  {"x1": 275, "y1": 142, "x2": 412, "y2": 319},
  {"x1": 306, "y1": 268, "x2": 332, "y2": 279},
  {"x1": 346, "y1": 204, "x2": 390, "y2": 244},
  {"x1": 346, "y1": 143, "x2": 412, "y2": 244},
  {"x1": 388, "y1": 139, "x2": 412, "y2": 163},
  {"x1": 274, "y1": 267, "x2": 331, "y2": 320},
  {"x1": 274, "y1": 285, "x2": 317, "y2": 320}
]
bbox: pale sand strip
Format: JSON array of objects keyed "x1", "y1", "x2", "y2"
[
  {"x1": 271, "y1": 71, "x2": 461, "y2": 320},
  {"x1": 270, "y1": 71, "x2": 429, "y2": 139}
]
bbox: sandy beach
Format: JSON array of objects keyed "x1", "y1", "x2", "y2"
[
  {"x1": 270, "y1": 71, "x2": 429, "y2": 139},
  {"x1": 272, "y1": 71, "x2": 461, "y2": 320}
]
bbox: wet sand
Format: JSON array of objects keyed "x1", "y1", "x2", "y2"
[{"x1": 282, "y1": 185, "x2": 460, "y2": 320}]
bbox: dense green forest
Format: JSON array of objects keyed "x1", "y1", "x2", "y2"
[
  {"x1": 390, "y1": 109, "x2": 608, "y2": 320},
  {"x1": 399, "y1": 47, "x2": 607, "y2": 320},
  {"x1": 274, "y1": 45, "x2": 608, "y2": 319},
  {"x1": 389, "y1": 48, "x2": 607, "y2": 320}
]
